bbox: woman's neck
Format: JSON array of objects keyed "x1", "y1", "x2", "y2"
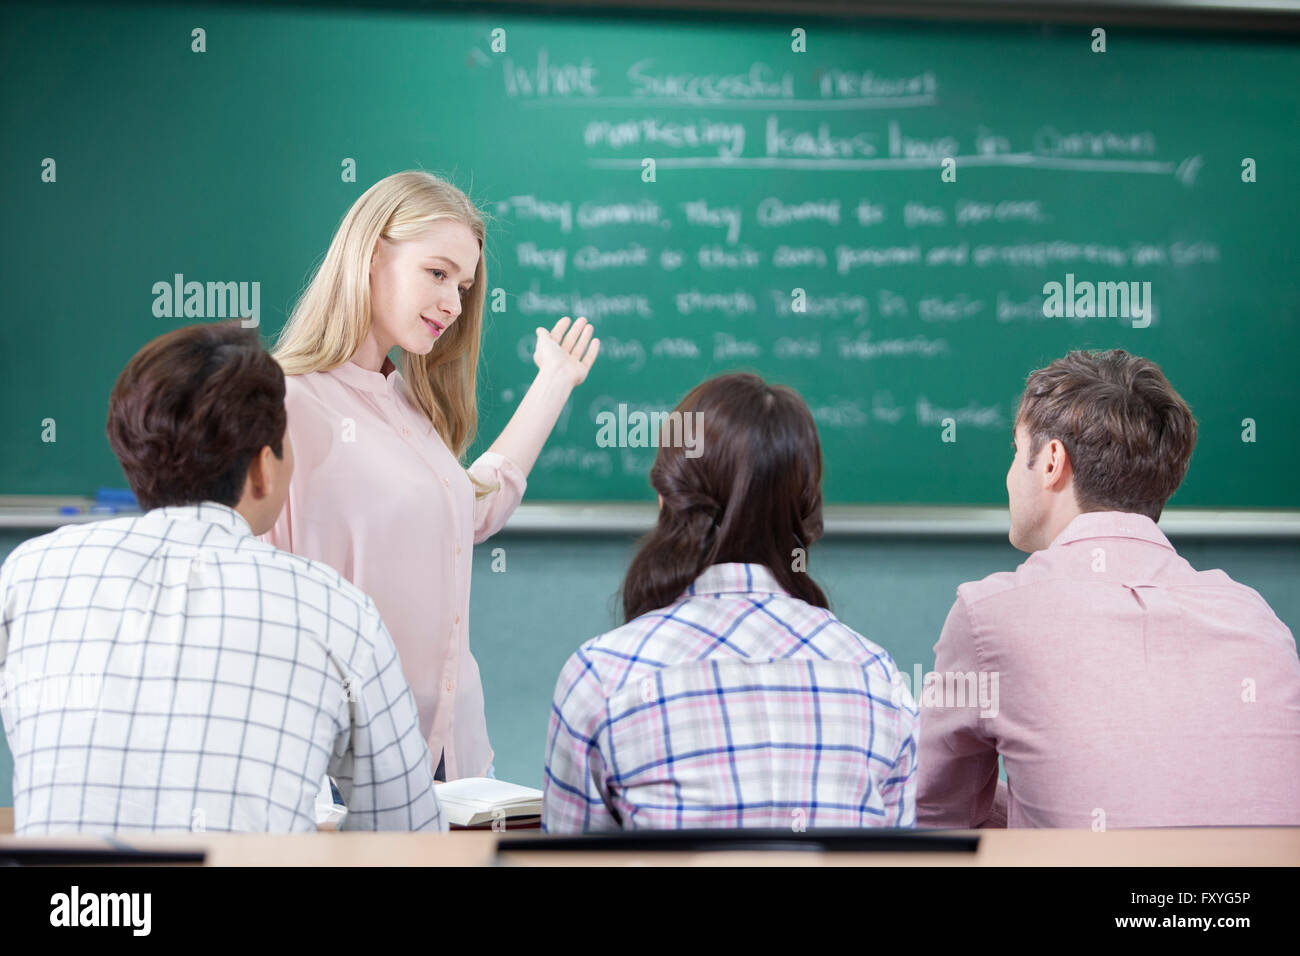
[{"x1": 352, "y1": 331, "x2": 397, "y2": 377}]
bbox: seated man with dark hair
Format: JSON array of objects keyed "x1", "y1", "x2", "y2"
[
  {"x1": 0, "y1": 319, "x2": 443, "y2": 834},
  {"x1": 917, "y1": 349, "x2": 1300, "y2": 828}
]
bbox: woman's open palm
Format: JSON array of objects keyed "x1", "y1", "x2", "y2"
[{"x1": 534, "y1": 316, "x2": 600, "y2": 387}]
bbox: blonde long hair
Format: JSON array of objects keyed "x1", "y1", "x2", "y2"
[{"x1": 273, "y1": 171, "x2": 495, "y2": 492}]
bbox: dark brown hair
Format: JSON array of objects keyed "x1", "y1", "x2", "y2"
[
  {"x1": 1016, "y1": 349, "x2": 1197, "y2": 521},
  {"x1": 107, "y1": 320, "x2": 286, "y2": 510},
  {"x1": 620, "y1": 373, "x2": 828, "y2": 622}
]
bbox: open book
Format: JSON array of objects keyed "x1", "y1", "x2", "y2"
[
  {"x1": 315, "y1": 776, "x2": 347, "y2": 828},
  {"x1": 434, "y1": 777, "x2": 543, "y2": 828},
  {"x1": 313, "y1": 775, "x2": 543, "y2": 828}
]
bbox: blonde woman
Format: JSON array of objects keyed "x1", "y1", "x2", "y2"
[{"x1": 261, "y1": 171, "x2": 599, "y2": 782}]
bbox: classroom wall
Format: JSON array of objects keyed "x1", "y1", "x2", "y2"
[{"x1": 4, "y1": 527, "x2": 1295, "y2": 805}]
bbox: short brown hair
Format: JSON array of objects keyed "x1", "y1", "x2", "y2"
[
  {"x1": 1015, "y1": 349, "x2": 1197, "y2": 521},
  {"x1": 107, "y1": 321, "x2": 286, "y2": 511}
]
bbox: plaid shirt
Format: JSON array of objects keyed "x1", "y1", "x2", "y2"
[
  {"x1": 0, "y1": 501, "x2": 443, "y2": 834},
  {"x1": 543, "y1": 562, "x2": 918, "y2": 832}
]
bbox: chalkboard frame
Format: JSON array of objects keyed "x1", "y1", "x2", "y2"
[
  {"x1": 3, "y1": 499, "x2": 1298, "y2": 538},
  {"x1": 178, "y1": 0, "x2": 1300, "y2": 33}
]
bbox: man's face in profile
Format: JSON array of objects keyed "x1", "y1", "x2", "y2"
[{"x1": 1006, "y1": 423, "x2": 1047, "y2": 552}]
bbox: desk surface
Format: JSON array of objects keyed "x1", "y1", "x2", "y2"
[{"x1": 0, "y1": 827, "x2": 1296, "y2": 866}]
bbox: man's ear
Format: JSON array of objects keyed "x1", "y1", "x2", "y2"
[
  {"x1": 246, "y1": 446, "x2": 270, "y2": 500},
  {"x1": 1041, "y1": 438, "x2": 1073, "y2": 492}
]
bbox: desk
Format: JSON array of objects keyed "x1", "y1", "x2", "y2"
[{"x1": 0, "y1": 827, "x2": 1295, "y2": 866}]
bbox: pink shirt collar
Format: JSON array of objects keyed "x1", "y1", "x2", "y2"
[
  {"x1": 325, "y1": 355, "x2": 399, "y2": 395},
  {"x1": 1049, "y1": 510, "x2": 1175, "y2": 552}
]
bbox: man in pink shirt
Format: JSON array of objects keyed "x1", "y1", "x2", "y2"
[{"x1": 917, "y1": 349, "x2": 1300, "y2": 829}]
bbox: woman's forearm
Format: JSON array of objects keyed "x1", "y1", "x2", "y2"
[{"x1": 485, "y1": 365, "x2": 575, "y2": 477}]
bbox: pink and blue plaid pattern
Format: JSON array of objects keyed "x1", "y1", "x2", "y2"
[{"x1": 543, "y1": 562, "x2": 918, "y2": 832}]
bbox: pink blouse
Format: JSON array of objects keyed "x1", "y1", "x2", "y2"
[{"x1": 259, "y1": 356, "x2": 526, "y2": 780}]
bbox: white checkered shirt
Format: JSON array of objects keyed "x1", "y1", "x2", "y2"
[{"x1": 0, "y1": 501, "x2": 444, "y2": 834}]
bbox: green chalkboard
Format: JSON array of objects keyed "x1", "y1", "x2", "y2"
[{"x1": 2, "y1": 2, "x2": 1298, "y2": 505}]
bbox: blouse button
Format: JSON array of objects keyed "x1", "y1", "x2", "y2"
[
  {"x1": 402, "y1": 426, "x2": 410, "y2": 437},
  {"x1": 454, "y1": 614, "x2": 461, "y2": 624},
  {"x1": 442, "y1": 477, "x2": 450, "y2": 486},
  {"x1": 445, "y1": 679, "x2": 455, "y2": 692},
  {"x1": 456, "y1": 545, "x2": 462, "y2": 555}
]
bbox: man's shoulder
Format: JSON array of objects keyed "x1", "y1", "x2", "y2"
[
  {"x1": 1177, "y1": 566, "x2": 1289, "y2": 626},
  {"x1": 953, "y1": 545, "x2": 1098, "y2": 616},
  {"x1": 952, "y1": 540, "x2": 1285, "y2": 630},
  {"x1": 238, "y1": 535, "x2": 381, "y2": 623},
  {"x1": 954, "y1": 557, "x2": 1044, "y2": 607},
  {"x1": 2, "y1": 517, "x2": 130, "y2": 567},
  {"x1": 4, "y1": 515, "x2": 379, "y2": 627}
]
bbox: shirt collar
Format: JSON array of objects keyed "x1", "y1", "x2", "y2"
[
  {"x1": 685, "y1": 562, "x2": 791, "y2": 598},
  {"x1": 1049, "y1": 510, "x2": 1175, "y2": 552},
  {"x1": 148, "y1": 501, "x2": 254, "y2": 538},
  {"x1": 325, "y1": 355, "x2": 400, "y2": 395}
]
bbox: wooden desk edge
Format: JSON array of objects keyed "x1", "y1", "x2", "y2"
[{"x1": 0, "y1": 826, "x2": 1296, "y2": 867}]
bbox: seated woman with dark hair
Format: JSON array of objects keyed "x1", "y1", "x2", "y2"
[{"x1": 542, "y1": 372, "x2": 918, "y2": 832}]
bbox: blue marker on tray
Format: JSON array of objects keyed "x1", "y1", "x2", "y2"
[{"x1": 94, "y1": 488, "x2": 139, "y2": 507}]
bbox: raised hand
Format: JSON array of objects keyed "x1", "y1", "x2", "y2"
[{"x1": 534, "y1": 316, "x2": 600, "y2": 388}]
